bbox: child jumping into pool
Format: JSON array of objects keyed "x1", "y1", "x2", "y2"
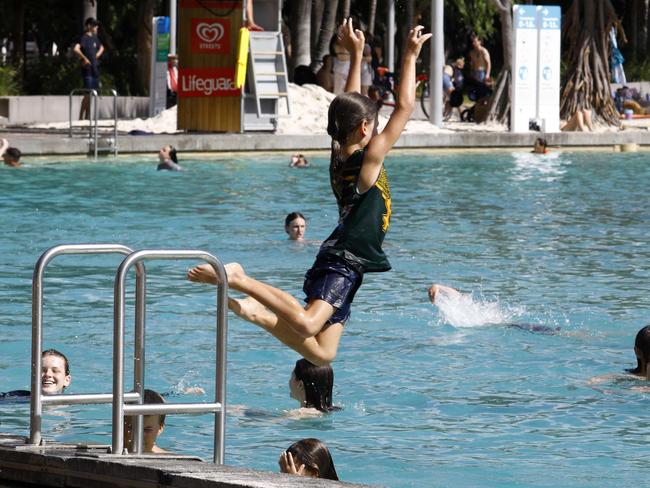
[{"x1": 188, "y1": 19, "x2": 431, "y2": 365}]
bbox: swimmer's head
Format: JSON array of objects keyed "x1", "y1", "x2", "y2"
[
  {"x1": 41, "y1": 349, "x2": 71, "y2": 395},
  {"x1": 159, "y1": 145, "x2": 178, "y2": 163},
  {"x1": 629, "y1": 325, "x2": 650, "y2": 377},
  {"x1": 533, "y1": 138, "x2": 548, "y2": 154},
  {"x1": 285, "y1": 212, "x2": 306, "y2": 241},
  {"x1": 327, "y1": 92, "x2": 378, "y2": 150},
  {"x1": 123, "y1": 389, "x2": 165, "y2": 453},
  {"x1": 284, "y1": 438, "x2": 339, "y2": 480},
  {"x1": 3, "y1": 147, "x2": 21, "y2": 166},
  {"x1": 290, "y1": 358, "x2": 336, "y2": 412}
]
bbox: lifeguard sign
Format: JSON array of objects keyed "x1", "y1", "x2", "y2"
[{"x1": 178, "y1": 1, "x2": 242, "y2": 132}]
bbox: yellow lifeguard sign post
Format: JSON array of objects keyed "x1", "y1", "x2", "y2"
[{"x1": 178, "y1": 1, "x2": 242, "y2": 132}]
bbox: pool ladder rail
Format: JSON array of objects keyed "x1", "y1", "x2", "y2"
[
  {"x1": 68, "y1": 89, "x2": 119, "y2": 160},
  {"x1": 28, "y1": 244, "x2": 228, "y2": 463}
]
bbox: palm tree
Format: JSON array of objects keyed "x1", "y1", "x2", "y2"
[
  {"x1": 342, "y1": 0, "x2": 351, "y2": 19},
  {"x1": 368, "y1": 0, "x2": 377, "y2": 37},
  {"x1": 311, "y1": 0, "x2": 339, "y2": 72},
  {"x1": 290, "y1": 0, "x2": 312, "y2": 71}
]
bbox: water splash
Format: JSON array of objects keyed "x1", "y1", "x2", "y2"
[{"x1": 434, "y1": 288, "x2": 522, "y2": 328}]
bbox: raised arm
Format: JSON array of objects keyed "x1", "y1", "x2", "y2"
[
  {"x1": 0, "y1": 138, "x2": 8, "y2": 157},
  {"x1": 339, "y1": 18, "x2": 365, "y2": 94},
  {"x1": 359, "y1": 26, "x2": 431, "y2": 192}
]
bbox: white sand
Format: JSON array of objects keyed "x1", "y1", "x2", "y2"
[{"x1": 26, "y1": 82, "x2": 645, "y2": 135}]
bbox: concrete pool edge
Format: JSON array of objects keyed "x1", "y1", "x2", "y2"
[
  {"x1": 0, "y1": 434, "x2": 374, "y2": 488},
  {"x1": 1, "y1": 130, "x2": 649, "y2": 156}
]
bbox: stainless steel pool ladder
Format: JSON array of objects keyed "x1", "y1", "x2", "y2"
[
  {"x1": 29, "y1": 245, "x2": 228, "y2": 464},
  {"x1": 112, "y1": 250, "x2": 228, "y2": 463},
  {"x1": 68, "y1": 88, "x2": 119, "y2": 159}
]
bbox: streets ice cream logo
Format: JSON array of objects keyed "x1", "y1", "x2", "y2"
[{"x1": 191, "y1": 19, "x2": 229, "y2": 52}]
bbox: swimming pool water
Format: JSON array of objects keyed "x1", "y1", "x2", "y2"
[{"x1": 1, "y1": 150, "x2": 649, "y2": 487}]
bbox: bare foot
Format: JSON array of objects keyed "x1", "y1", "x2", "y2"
[
  {"x1": 187, "y1": 263, "x2": 219, "y2": 285},
  {"x1": 228, "y1": 296, "x2": 276, "y2": 328},
  {"x1": 224, "y1": 262, "x2": 247, "y2": 289},
  {"x1": 428, "y1": 283, "x2": 462, "y2": 303}
]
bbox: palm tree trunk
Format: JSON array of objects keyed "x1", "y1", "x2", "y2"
[
  {"x1": 290, "y1": 0, "x2": 312, "y2": 71},
  {"x1": 485, "y1": 0, "x2": 513, "y2": 125},
  {"x1": 368, "y1": 0, "x2": 377, "y2": 37},
  {"x1": 136, "y1": 0, "x2": 155, "y2": 94},
  {"x1": 311, "y1": 0, "x2": 338, "y2": 72},
  {"x1": 341, "y1": 0, "x2": 351, "y2": 19},
  {"x1": 82, "y1": 0, "x2": 97, "y2": 25}
]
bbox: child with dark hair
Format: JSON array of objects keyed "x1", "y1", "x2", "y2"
[
  {"x1": 123, "y1": 389, "x2": 168, "y2": 453},
  {"x1": 157, "y1": 145, "x2": 183, "y2": 171},
  {"x1": 1, "y1": 138, "x2": 22, "y2": 167},
  {"x1": 1, "y1": 349, "x2": 71, "y2": 400},
  {"x1": 627, "y1": 325, "x2": 650, "y2": 379},
  {"x1": 188, "y1": 19, "x2": 431, "y2": 366},
  {"x1": 532, "y1": 137, "x2": 549, "y2": 154},
  {"x1": 279, "y1": 438, "x2": 339, "y2": 480},
  {"x1": 289, "y1": 358, "x2": 340, "y2": 413},
  {"x1": 284, "y1": 212, "x2": 306, "y2": 241}
]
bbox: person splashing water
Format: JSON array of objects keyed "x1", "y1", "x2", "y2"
[{"x1": 428, "y1": 283, "x2": 559, "y2": 334}]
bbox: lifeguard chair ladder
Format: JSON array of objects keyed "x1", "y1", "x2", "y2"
[{"x1": 29, "y1": 245, "x2": 229, "y2": 463}]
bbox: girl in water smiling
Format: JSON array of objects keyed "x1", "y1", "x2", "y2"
[{"x1": 188, "y1": 19, "x2": 431, "y2": 365}]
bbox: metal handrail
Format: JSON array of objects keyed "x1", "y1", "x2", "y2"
[
  {"x1": 30, "y1": 244, "x2": 146, "y2": 448},
  {"x1": 68, "y1": 88, "x2": 119, "y2": 159},
  {"x1": 112, "y1": 250, "x2": 228, "y2": 463},
  {"x1": 68, "y1": 88, "x2": 98, "y2": 148}
]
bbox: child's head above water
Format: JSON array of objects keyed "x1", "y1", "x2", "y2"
[
  {"x1": 282, "y1": 438, "x2": 339, "y2": 480},
  {"x1": 290, "y1": 358, "x2": 337, "y2": 412},
  {"x1": 327, "y1": 92, "x2": 379, "y2": 149},
  {"x1": 629, "y1": 325, "x2": 650, "y2": 378},
  {"x1": 123, "y1": 389, "x2": 166, "y2": 453},
  {"x1": 41, "y1": 349, "x2": 71, "y2": 395}
]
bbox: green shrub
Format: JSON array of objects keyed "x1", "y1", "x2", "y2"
[{"x1": 0, "y1": 66, "x2": 19, "y2": 95}]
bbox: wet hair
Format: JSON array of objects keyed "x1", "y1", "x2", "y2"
[
  {"x1": 168, "y1": 146, "x2": 178, "y2": 164},
  {"x1": 285, "y1": 212, "x2": 305, "y2": 227},
  {"x1": 5, "y1": 147, "x2": 21, "y2": 161},
  {"x1": 286, "y1": 438, "x2": 339, "y2": 480},
  {"x1": 85, "y1": 17, "x2": 99, "y2": 29},
  {"x1": 293, "y1": 358, "x2": 339, "y2": 412},
  {"x1": 535, "y1": 138, "x2": 547, "y2": 149},
  {"x1": 628, "y1": 325, "x2": 650, "y2": 375},
  {"x1": 144, "y1": 388, "x2": 166, "y2": 426},
  {"x1": 327, "y1": 92, "x2": 378, "y2": 154},
  {"x1": 42, "y1": 349, "x2": 70, "y2": 376}
]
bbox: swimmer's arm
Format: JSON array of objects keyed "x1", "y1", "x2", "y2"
[
  {"x1": 0, "y1": 138, "x2": 8, "y2": 157},
  {"x1": 340, "y1": 18, "x2": 364, "y2": 94},
  {"x1": 360, "y1": 26, "x2": 431, "y2": 192}
]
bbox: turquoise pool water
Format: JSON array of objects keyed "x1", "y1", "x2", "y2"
[{"x1": 1, "y1": 150, "x2": 649, "y2": 487}]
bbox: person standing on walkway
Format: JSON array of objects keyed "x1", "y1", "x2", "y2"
[
  {"x1": 468, "y1": 34, "x2": 491, "y2": 84},
  {"x1": 74, "y1": 17, "x2": 104, "y2": 120}
]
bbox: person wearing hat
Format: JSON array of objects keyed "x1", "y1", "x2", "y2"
[{"x1": 74, "y1": 17, "x2": 104, "y2": 119}]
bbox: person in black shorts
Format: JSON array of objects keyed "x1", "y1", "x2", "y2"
[
  {"x1": 74, "y1": 17, "x2": 104, "y2": 120},
  {"x1": 187, "y1": 21, "x2": 431, "y2": 366}
]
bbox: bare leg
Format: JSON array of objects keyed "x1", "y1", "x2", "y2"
[
  {"x1": 189, "y1": 263, "x2": 333, "y2": 337},
  {"x1": 583, "y1": 109, "x2": 594, "y2": 131},
  {"x1": 228, "y1": 296, "x2": 342, "y2": 365}
]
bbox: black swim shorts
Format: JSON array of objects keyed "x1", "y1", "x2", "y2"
[{"x1": 303, "y1": 253, "x2": 363, "y2": 325}]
